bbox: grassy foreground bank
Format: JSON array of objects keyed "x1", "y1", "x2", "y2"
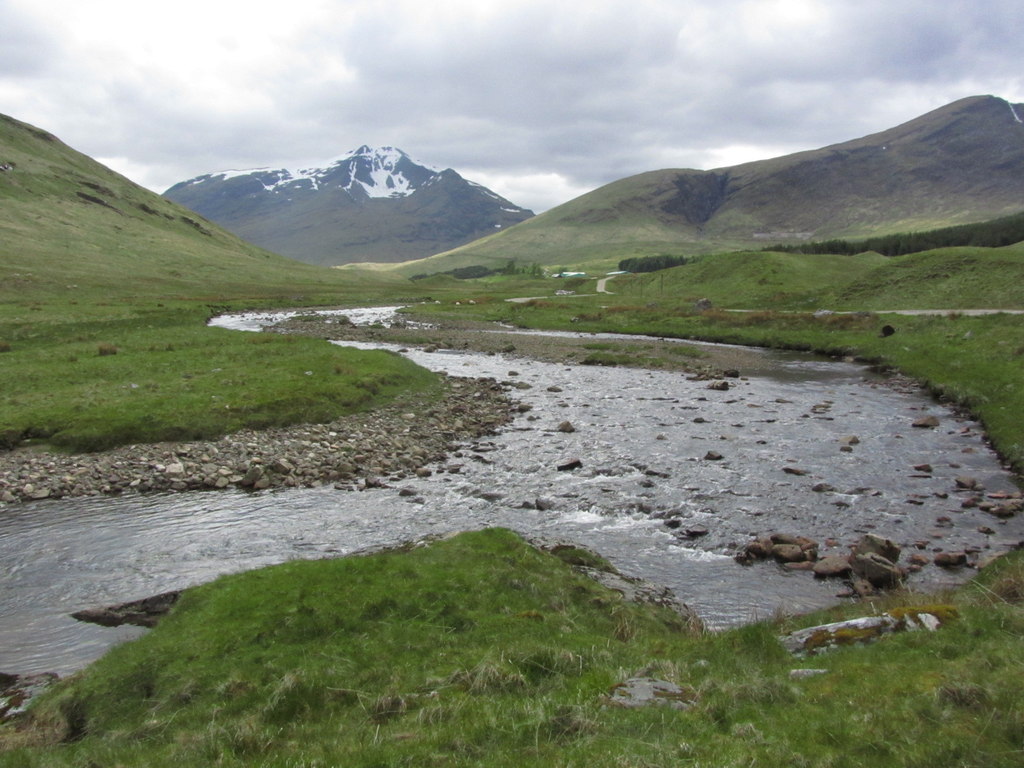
[{"x1": 3, "y1": 529, "x2": 1023, "y2": 767}]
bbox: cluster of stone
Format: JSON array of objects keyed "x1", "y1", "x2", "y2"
[
  {"x1": 736, "y1": 531, "x2": 984, "y2": 595},
  {"x1": 0, "y1": 376, "x2": 515, "y2": 504}
]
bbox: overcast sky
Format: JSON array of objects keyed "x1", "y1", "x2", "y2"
[{"x1": 2, "y1": 0, "x2": 1022, "y2": 212}]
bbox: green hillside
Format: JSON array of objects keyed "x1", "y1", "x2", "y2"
[
  {"x1": 0, "y1": 113, "x2": 431, "y2": 452},
  {"x1": 0, "y1": 113, "x2": 406, "y2": 304},
  {"x1": 389, "y1": 170, "x2": 737, "y2": 277},
  {"x1": 397, "y1": 95, "x2": 1024, "y2": 277},
  {"x1": 608, "y1": 245, "x2": 1024, "y2": 311}
]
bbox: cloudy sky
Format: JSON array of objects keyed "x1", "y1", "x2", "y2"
[{"x1": 2, "y1": 0, "x2": 1022, "y2": 212}]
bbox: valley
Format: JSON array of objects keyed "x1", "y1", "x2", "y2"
[{"x1": 2, "y1": 97, "x2": 1024, "y2": 766}]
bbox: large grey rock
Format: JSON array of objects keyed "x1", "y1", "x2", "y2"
[
  {"x1": 853, "y1": 534, "x2": 901, "y2": 564},
  {"x1": 851, "y1": 552, "x2": 903, "y2": 588},
  {"x1": 71, "y1": 590, "x2": 181, "y2": 628},
  {"x1": 607, "y1": 677, "x2": 697, "y2": 710},
  {"x1": 813, "y1": 555, "x2": 852, "y2": 579},
  {"x1": 780, "y1": 607, "x2": 954, "y2": 655}
]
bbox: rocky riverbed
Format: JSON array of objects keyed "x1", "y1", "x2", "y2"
[
  {"x1": 3, "y1": 306, "x2": 1024, "y2": 680},
  {"x1": 268, "y1": 309, "x2": 762, "y2": 377},
  {"x1": 0, "y1": 376, "x2": 515, "y2": 504}
]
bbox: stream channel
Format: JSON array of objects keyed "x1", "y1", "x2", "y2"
[{"x1": 2, "y1": 307, "x2": 1021, "y2": 676}]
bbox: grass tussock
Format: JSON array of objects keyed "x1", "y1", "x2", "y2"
[{"x1": 4, "y1": 531, "x2": 1024, "y2": 767}]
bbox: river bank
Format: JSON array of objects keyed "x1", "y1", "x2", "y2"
[
  {"x1": 0, "y1": 376, "x2": 514, "y2": 505},
  {"x1": 3, "y1": 307, "x2": 1023, "y2": 679}
]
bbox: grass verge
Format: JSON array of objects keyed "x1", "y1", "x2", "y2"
[{"x1": 3, "y1": 529, "x2": 1023, "y2": 767}]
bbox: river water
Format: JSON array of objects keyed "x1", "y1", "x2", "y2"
[{"x1": 2, "y1": 309, "x2": 1020, "y2": 676}]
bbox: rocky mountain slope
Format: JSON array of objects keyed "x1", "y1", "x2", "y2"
[
  {"x1": 402, "y1": 95, "x2": 1024, "y2": 275},
  {"x1": 164, "y1": 146, "x2": 534, "y2": 266}
]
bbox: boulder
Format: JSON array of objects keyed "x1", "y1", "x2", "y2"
[
  {"x1": 955, "y1": 475, "x2": 981, "y2": 491},
  {"x1": 813, "y1": 555, "x2": 853, "y2": 579},
  {"x1": 781, "y1": 615, "x2": 897, "y2": 655},
  {"x1": 608, "y1": 677, "x2": 697, "y2": 710},
  {"x1": 736, "y1": 537, "x2": 773, "y2": 563},
  {"x1": 851, "y1": 552, "x2": 903, "y2": 588},
  {"x1": 239, "y1": 464, "x2": 264, "y2": 487},
  {"x1": 934, "y1": 551, "x2": 968, "y2": 568},
  {"x1": 771, "y1": 543, "x2": 808, "y2": 563},
  {"x1": 780, "y1": 606, "x2": 955, "y2": 655},
  {"x1": 71, "y1": 590, "x2": 180, "y2": 628},
  {"x1": 270, "y1": 458, "x2": 294, "y2": 475},
  {"x1": 853, "y1": 533, "x2": 901, "y2": 564}
]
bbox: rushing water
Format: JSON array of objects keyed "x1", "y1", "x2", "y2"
[{"x1": 2, "y1": 309, "x2": 1020, "y2": 676}]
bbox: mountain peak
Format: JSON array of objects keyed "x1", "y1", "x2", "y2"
[
  {"x1": 347, "y1": 144, "x2": 406, "y2": 160},
  {"x1": 163, "y1": 146, "x2": 534, "y2": 266},
  {"x1": 334, "y1": 144, "x2": 430, "y2": 199}
]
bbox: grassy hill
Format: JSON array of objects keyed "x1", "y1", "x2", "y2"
[
  {"x1": 606, "y1": 244, "x2": 1024, "y2": 311},
  {"x1": 0, "y1": 114, "x2": 414, "y2": 305},
  {"x1": 0, "y1": 113, "x2": 434, "y2": 451},
  {"x1": 397, "y1": 95, "x2": 1024, "y2": 277}
]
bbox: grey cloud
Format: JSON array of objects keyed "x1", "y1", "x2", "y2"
[
  {"x1": 3, "y1": 0, "x2": 1022, "y2": 213},
  {"x1": 0, "y1": 2, "x2": 59, "y2": 76}
]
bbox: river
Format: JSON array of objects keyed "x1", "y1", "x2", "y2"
[{"x1": 1, "y1": 308, "x2": 1020, "y2": 676}]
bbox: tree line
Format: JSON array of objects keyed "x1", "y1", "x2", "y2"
[
  {"x1": 617, "y1": 254, "x2": 689, "y2": 273},
  {"x1": 765, "y1": 210, "x2": 1024, "y2": 257},
  {"x1": 411, "y1": 261, "x2": 545, "y2": 281}
]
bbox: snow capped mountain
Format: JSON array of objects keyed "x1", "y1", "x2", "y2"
[
  {"x1": 164, "y1": 147, "x2": 533, "y2": 266},
  {"x1": 183, "y1": 146, "x2": 466, "y2": 202}
]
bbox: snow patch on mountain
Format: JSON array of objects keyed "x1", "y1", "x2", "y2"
[
  {"x1": 190, "y1": 146, "x2": 447, "y2": 200},
  {"x1": 341, "y1": 145, "x2": 415, "y2": 198}
]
